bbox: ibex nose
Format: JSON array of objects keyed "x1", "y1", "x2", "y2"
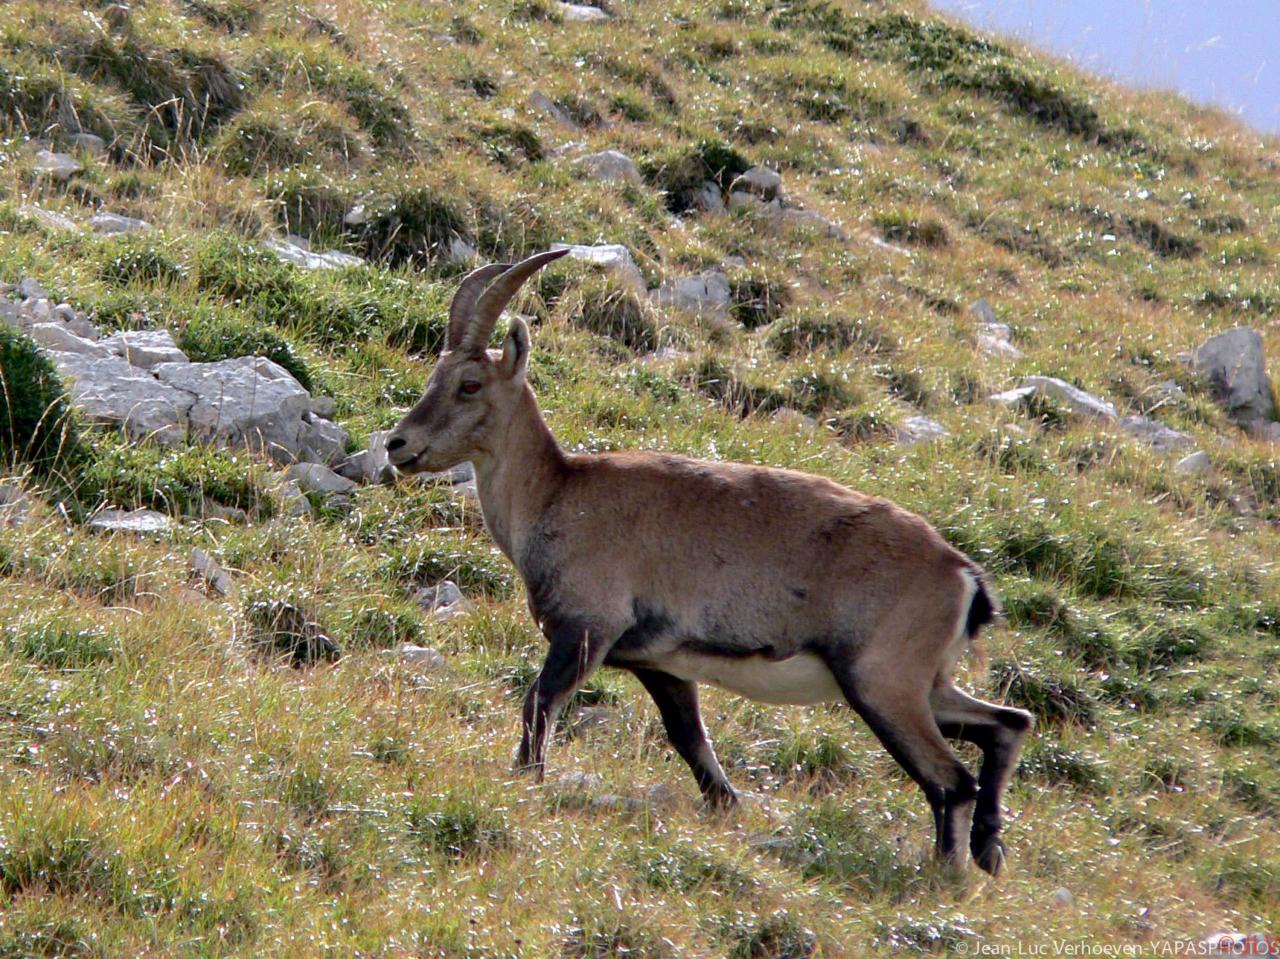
[
  {"x1": 386, "y1": 435, "x2": 407, "y2": 453},
  {"x1": 385, "y1": 434, "x2": 415, "y2": 466}
]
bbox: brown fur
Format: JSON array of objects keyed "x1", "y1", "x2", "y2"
[{"x1": 386, "y1": 253, "x2": 1033, "y2": 875}]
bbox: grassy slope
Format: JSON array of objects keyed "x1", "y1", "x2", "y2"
[{"x1": 1, "y1": 0, "x2": 1279, "y2": 954}]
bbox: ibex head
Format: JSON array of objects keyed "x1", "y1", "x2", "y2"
[{"x1": 385, "y1": 249, "x2": 568, "y2": 475}]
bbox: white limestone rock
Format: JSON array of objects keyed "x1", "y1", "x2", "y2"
[
  {"x1": 649, "y1": 271, "x2": 731, "y2": 318},
  {"x1": 102, "y1": 329, "x2": 188, "y2": 369},
  {"x1": 549, "y1": 242, "x2": 645, "y2": 292},
  {"x1": 574, "y1": 149, "x2": 640, "y2": 184},
  {"x1": 89, "y1": 212, "x2": 152, "y2": 235}
]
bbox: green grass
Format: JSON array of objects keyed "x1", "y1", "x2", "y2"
[{"x1": 0, "y1": 0, "x2": 1279, "y2": 952}]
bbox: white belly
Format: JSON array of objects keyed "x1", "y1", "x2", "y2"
[{"x1": 659, "y1": 651, "x2": 845, "y2": 706}]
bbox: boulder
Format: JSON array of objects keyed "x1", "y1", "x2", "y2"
[
  {"x1": 102, "y1": 329, "x2": 188, "y2": 369},
  {"x1": 88, "y1": 508, "x2": 173, "y2": 533},
  {"x1": 48, "y1": 351, "x2": 191, "y2": 443},
  {"x1": 574, "y1": 149, "x2": 640, "y2": 184},
  {"x1": 283, "y1": 462, "x2": 357, "y2": 495},
  {"x1": 89, "y1": 212, "x2": 151, "y2": 235},
  {"x1": 649, "y1": 271, "x2": 731, "y2": 318},
  {"x1": 28, "y1": 323, "x2": 111, "y2": 358},
  {"x1": 1194, "y1": 327, "x2": 1274, "y2": 425},
  {"x1": 33, "y1": 150, "x2": 80, "y2": 182},
  {"x1": 1020, "y1": 376, "x2": 1117, "y2": 420},
  {"x1": 557, "y1": 1, "x2": 609, "y2": 20},
  {"x1": 970, "y1": 299, "x2": 999, "y2": 326},
  {"x1": 549, "y1": 242, "x2": 645, "y2": 292}
]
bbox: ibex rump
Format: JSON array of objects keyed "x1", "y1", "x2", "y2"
[{"x1": 387, "y1": 250, "x2": 1032, "y2": 874}]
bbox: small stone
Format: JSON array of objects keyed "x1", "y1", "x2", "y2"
[
  {"x1": 1174, "y1": 450, "x2": 1212, "y2": 477},
  {"x1": 282, "y1": 462, "x2": 357, "y2": 495},
  {"x1": 101, "y1": 329, "x2": 187, "y2": 368},
  {"x1": 571, "y1": 705, "x2": 617, "y2": 732},
  {"x1": 336, "y1": 431, "x2": 394, "y2": 485},
  {"x1": 276, "y1": 479, "x2": 312, "y2": 517},
  {"x1": 649, "y1": 271, "x2": 731, "y2": 318},
  {"x1": 1117, "y1": 415, "x2": 1193, "y2": 453},
  {"x1": 298, "y1": 414, "x2": 351, "y2": 466},
  {"x1": 0, "y1": 482, "x2": 32, "y2": 528},
  {"x1": 413, "y1": 581, "x2": 471, "y2": 621},
  {"x1": 191, "y1": 547, "x2": 233, "y2": 596},
  {"x1": 88, "y1": 508, "x2": 172, "y2": 533},
  {"x1": 730, "y1": 166, "x2": 783, "y2": 202},
  {"x1": 528, "y1": 91, "x2": 580, "y2": 130},
  {"x1": 896, "y1": 415, "x2": 949, "y2": 445},
  {"x1": 970, "y1": 298, "x2": 999, "y2": 326},
  {"x1": 0, "y1": 302, "x2": 20, "y2": 329},
  {"x1": 18, "y1": 278, "x2": 47, "y2": 299},
  {"x1": 343, "y1": 204, "x2": 368, "y2": 226},
  {"x1": 17, "y1": 205, "x2": 78, "y2": 232},
  {"x1": 1021, "y1": 376, "x2": 1117, "y2": 420},
  {"x1": 977, "y1": 334, "x2": 1024, "y2": 359},
  {"x1": 780, "y1": 206, "x2": 845, "y2": 238},
  {"x1": 557, "y1": 1, "x2": 610, "y2": 21},
  {"x1": 549, "y1": 242, "x2": 644, "y2": 292},
  {"x1": 1194, "y1": 326, "x2": 1275, "y2": 425},
  {"x1": 88, "y1": 212, "x2": 151, "y2": 235},
  {"x1": 1050, "y1": 887, "x2": 1074, "y2": 908},
  {"x1": 266, "y1": 237, "x2": 365, "y2": 271},
  {"x1": 447, "y1": 236, "x2": 479, "y2": 265},
  {"x1": 574, "y1": 149, "x2": 641, "y2": 184},
  {"x1": 393, "y1": 644, "x2": 446, "y2": 670},
  {"x1": 33, "y1": 150, "x2": 81, "y2": 182},
  {"x1": 309, "y1": 395, "x2": 338, "y2": 419},
  {"x1": 987, "y1": 385, "x2": 1039, "y2": 408}
]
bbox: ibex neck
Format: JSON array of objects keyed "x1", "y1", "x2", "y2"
[{"x1": 471, "y1": 385, "x2": 566, "y2": 561}]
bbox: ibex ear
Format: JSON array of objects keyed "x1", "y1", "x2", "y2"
[{"x1": 499, "y1": 315, "x2": 530, "y2": 383}]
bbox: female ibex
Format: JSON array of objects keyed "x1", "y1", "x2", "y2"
[{"x1": 386, "y1": 250, "x2": 1033, "y2": 874}]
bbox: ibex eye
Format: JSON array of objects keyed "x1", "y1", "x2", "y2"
[{"x1": 459, "y1": 381, "x2": 482, "y2": 396}]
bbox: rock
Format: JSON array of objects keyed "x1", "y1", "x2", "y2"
[
  {"x1": 987, "y1": 385, "x2": 1038, "y2": 409},
  {"x1": 275, "y1": 479, "x2": 312, "y2": 517},
  {"x1": 573, "y1": 149, "x2": 640, "y2": 184},
  {"x1": 0, "y1": 301, "x2": 19, "y2": 329},
  {"x1": 694, "y1": 180, "x2": 726, "y2": 214},
  {"x1": 33, "y1": 150, "x2": 80, "y2": 181},
  {"x1": 88, "y1": 508, "x2": 172, "y2": 533},
  {"x1": 245, "y1": 599, "x2": 341, "y2": 667},
  {"x1": 21, "y1": 298, "x2": 54, "y2": 325},
  {"x1": 1174, "y1": 450, "x2": 1212, "y2": 477},
  {"x1": 202, "y1": 498, "x2": 249, "y2": 524},
  {"x1": 17, "y1": 205, "x2": 78, "y2": 232},
  {"x1": 393, "y1": 644, "x2": 446, "y2": 670},
  {"x1": 336, "y1": 431, "x2": 394, "y2": 485},
  {"x1": 728, "y1": 190, "x2": 781, "y2": 215},
  {"x1": 528, "y1": 90, "x2": 580, "y2": 130},
  {"x1": 730, "y1": 166, "x2": 783, "y2": 202},
  {"x1": 283, "y1": 462, "x2": 357, "y2": 495},
  {"x1": 896, "y1": 415, "x2": 949, "y2": 445},
  {"x1": 52, "y1": 305, "x2": 99, "y2": 340},
  {"x1": 309, "y1": 395, "x2": 338, "y2": 419},
  {"x1": 556, "y1": 771, "x2": 605, "y2": 792},
  {"x1": 549, "y1": 242, "x2": 644, "y2": 292},
  {"x1": 101, "y1": 329, "x2": 188, "y2": 368},
  {"x1": 1117, "y1": 415, "x2": 1193, "y2": 453},
  {"x1": 413, "y1": 581, "x2": 471, "y2": 621},
  {"x1": 425, "y1": 461, "x2": 475, "y2": 486},
  {"x1": 970, "y1": 299, "x2": 999, "y2": 326},
  {"x1": 977, "y1": 333, "x2": 1023, "y2": 359},
  {"x1": 867, "y1": 235, "x2": 913, "y2": 257},
  {"x1": 780, "y1": 206, "x2": 845, "y2": 238},
  {"x1": 771, "y1": 408, "x2": 819, "y2": 430},
  {"x1": 1149, "y1": 380, "x2": 1186, "y2": 403},
  {"x1": 343, "y1": 204, "x2": 368, "y2": 226},
  {"x1": 266, "y1": 237, "x2": 365, "y2": 271},
  {"x1": 557, "y1": 1, "x2": 609, "y2": 20},
  {"x1": 191, "y1": 547, "x2": 233, "y2": 596},
  {"x1": 1050, "y1": 887, "x2": 1074, "y2": 908},
  {"x1": 751, "y1": 835, "x2": 819, "y2": 869},
  {"x1": 18, "y1": 278, "x2": 47, "y2": 299},
  {"x1": 446, "y1": 236, "x2": 479, "y2": 265},
  {"x1": 0, "y1": 482, "x2": 32, "y2": 528},
  {"x1": 1020, "y1": 376, "x2": 1117, "y2": 420},
  {"x1": 571, "y1": 705, "x2": 618, "y2": 732},
  {"x1": 88, "y1": 212, "x2": 151, "y2": 235},
  {"x1": 48, "y1": 351, "x2": 191, "y2": 443},
  {"x1": 28, "y1": 323, "x2": 112, "y2": 358},
  {"x1": 1194, "y1": 327, "x2": 1275, "y2": 425},
  {"x1": 299, "y1": 412, "x2": 351, "y2": 465},
  {"x1": 67, "y1": 132, "x2": 107, "y2": 156},
  {"x1": 649, "y1": 271, "x2": 731, "y2": 318}
]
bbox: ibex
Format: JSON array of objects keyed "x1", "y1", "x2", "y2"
[{"x1": 386, "y1": 250, "x2": 1033, "y2": 874}]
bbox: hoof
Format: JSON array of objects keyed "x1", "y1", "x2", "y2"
[
  {"x1": 972, "y1": 833, "x2": 1006, "y2": 876},
  {"x1": 513, "y1": 759, "x2": 546, "y2": 782},
  {"x1": 703, "y1": 785, "x2": 739, "y2": 811}
]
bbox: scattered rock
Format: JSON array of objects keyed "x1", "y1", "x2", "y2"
[
  {"x1": 557, "y1": 1, "x2": 610, "y2": 20},
  {"x1": 867, "y1": 235, "x2": 913, "y2": 257},
  {"x1": 343, "y1": 204, "x2": 369, "y2": 226},
  {"x1": 731, "y1": 166, "x2": 783, "y2": 202},
  {"x1": 49, "y1": 351, "x2": 191, "y2": 443},
  {"x1": 283, "y1": 462, "x2": 357, "y2": 496},
  {"x1": 67, "y1": 132, "x2": 107, "y2": 156},
  {"x1": 970, "y1": 298, "x2": 999, "y2": 326},
  {"x1": 17, "y1": 205, "x2": 78, "y2": 232},
  {"x1": 987, "y1": 385, "x2": 1038, "y2": 409},
  {"x1": 555, "y1": 771, "x2": 605, "y2": 792},
  {"x1": 0, "y1": 482, "x2": 32, "y2": 528},
  {"x1": 245, "y1": 599, "x2": 341, "y2": 667},
  {"x1": 1194, "y1": 327, "x2": 1275, "y2": 426},
  {"x1": 549, "y1": 242, "x2": 645, "y2": 292},
  {"x1": 266, "y1": 237, "x2": 365, "y2": 271},
  {"x1": 649, "y1": 271, "x2": 730, "y2": 318},
  {"x1": 1174, "y1": 450, "x2": 1212, "y2": 477},
  {"x1": 89, "y1": 212, "x2": 151, "y2": 235},
  {"x1": 570, "y1": 704, "x2": 623, "y2": 733},
  {"x1": 1050, "y1": 887, "x2": 1075, "y2": 909},
  {"x1": 392, "y1": 644, "x2": 446, "y2": 670},
  {"x1": 1020, "y1": 376, "x2": 1117, "y2": 420},
  {"x1": 18, "y1": 278, "x2": 47, "y2": 299},
  {"x1": 412, "y1": 580, "x2": 471, "y2": 621},
  {"x1": 275, "y1": 478, "x2": 312, "y2": 517},
  {"x1": 446, "y1": 236, "x2": 479, "y2": 265},
  {"x1": 971, "y1": 300, "x2": 1024, "y2": 358},
  {"x1": 309, "y1": 395, "x2": 338, "y2": 419},
  {"x1": 336, "y1": 431, "x2": 395, "y2": 485},
  {"x1": 102, "y1": 329, "x2": 188, "y2": 368},
  {"x1": 202, "y1": 498, "x2": 249, "y2": 524},
  {"x1": 574, "y1": 149, "x2": 640, "y2": 184},
  {"x1": 88, "y1": 508, "x2": 173, "y2": 533},
  {"x1": 1117, "y1": 415, "x2": 1193, "y2": 453},
  {"x1": 694, "y1": 180, "x2": 726, "y2": 214},
  {"x1": 977, "y1": 333, "x2": 1023, "y2": 359},
  {"x1": 528, "y1": 91, "x2": 580, "y2": 130},
  {"x1": 33, "y1": 150, "x2": 80, "y2": 182},
  {"x1": 771, "y1": 408, "x2": 819, "y2": 430},
  {"x1": 191, "y1": 547, "x2": 234, "y2": 596},
  {"x1": 28, "y1": 323, "x2": 111, "y2": 358},
  {"x1": 896, "y1": 415, "x2": 949, "y2": 445},
  {"x1": 751, "y1": 835, "x2": 819, "y2": 869},
  {"x1": 780, "y1": 206, "x2": 845, "y2": 238}
]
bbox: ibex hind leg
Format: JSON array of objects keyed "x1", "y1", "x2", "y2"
[
  {"x1": 828, "y1": 658, "x2": 978, "y2": 869},
  {"x1": 931, "y1": 683, "x2": 1033, "y2": 876},
  {"x1": 630, "y1": 668, "x2": 737, "y2": 809}
]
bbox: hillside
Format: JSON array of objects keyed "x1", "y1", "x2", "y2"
[{"x1": 2, "y1": 0, "x2": 1279, "y2": 955}]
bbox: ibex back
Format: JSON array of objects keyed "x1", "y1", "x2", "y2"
[{"x1": 386, "y1": 250, "x2": 1033, "y2": 874}]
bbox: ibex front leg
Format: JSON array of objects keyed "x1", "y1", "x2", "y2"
[{"x1": 516, "y1": 620, "x2": 610, "y2": 779}]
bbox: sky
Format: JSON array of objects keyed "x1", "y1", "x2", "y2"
[{"x1": 928, "y1": 0, "x2": 1280, "y2": 134}]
